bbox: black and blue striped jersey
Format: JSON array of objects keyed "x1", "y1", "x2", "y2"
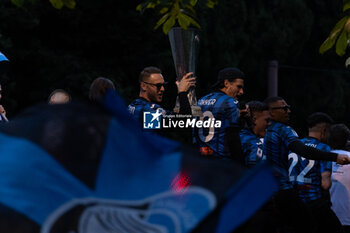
[
  {"x1": 128, "y1": 98, "x2": 168, "y2": 127},
  {"x1": 240, "y1": 129, "x2": 264, "y2": 167},
  {"x1": 263, "y1": 120, "x2": 299, "y2": 190},
  {"x1": 288, "y1": 137, "x2": 332, "y2": 202},
  {"x1": 193, "y1": 91, "x2": 240, "y2": 159}
]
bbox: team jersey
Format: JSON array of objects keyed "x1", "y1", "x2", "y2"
[
  {"x1": 193, "y1": 91, "x2": 240, "y2": 158},
  {"x1": 240, "y1": 129, "x2": 264, "y2": 167},
  {"x1": 263, "y1": 120, "x2": 299, "y2": 190},
  {"x1": 288, "y1": 137, "x2": 332, "y2": 202},
  {"x1": 128, "y1": 98, "x2": 168, "y2": 127}
]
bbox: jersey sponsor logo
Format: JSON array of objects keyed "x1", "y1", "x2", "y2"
[
  {"x1": 198, "y1": 99, "x2": 216, "y2": 106},
  {"x1": 304, "y1": 143, "x2": 317, "y2": 148}
]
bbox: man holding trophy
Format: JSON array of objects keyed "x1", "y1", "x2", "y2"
[{"x1": 128, "y1": 66, "x2": 196, "y2": 130}]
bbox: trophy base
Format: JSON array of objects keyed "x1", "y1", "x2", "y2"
[
  {"x1": 190, "y1": 105, "x2": 203, "y2": 117},
  {"x1": 173, "y1": 105, "x2": 202, "y2": 117}
]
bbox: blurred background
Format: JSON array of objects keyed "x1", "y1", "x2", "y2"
[{"x1": 0, "y1": 0, "x2": 348, "y2": 140}]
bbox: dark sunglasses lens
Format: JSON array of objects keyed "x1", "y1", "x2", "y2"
[
  {"x1": 156, "y1": 82, "x2": 167, "y2": 89},
  {"x1": 156, "y1": 84, "x2": 163, "y2": 89},
  {"x1": 283, "y1": 105, "x2": 290, "y2": 111}
]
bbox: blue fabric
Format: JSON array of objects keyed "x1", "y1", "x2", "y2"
[
  {"x1": 215, "y1": 162, "x2": 278, "y2": 233},
  {"x1": 0, "y1": 51, "x2": 8, "y2": 62},
  {"x1": 95, "y1": 119, "x2": 182, "y2": 200},
  {"x1": 240, "y1": 129, "x2": 264, "y2": 166},
  {"x1": 288, "y1": 137, "x2": 332, "y2": 202},
  {"x1": 0, "y1": 90, "x2": 182, "y2": 226},
  {"x1": 0, "y1": 133, "x2": 93, "y2": 224},
  {"x1": 194, "y1": 91, "x2": 239, "y2": 158},
  {"x1": 263, "y1": 120, "x2": 299, "y2": 190}
]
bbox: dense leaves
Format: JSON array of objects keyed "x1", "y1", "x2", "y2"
[
  {"x1": 320, "y1": 0, "x2": 350, "y2": 57},
  {"x1": 137, "y1": 0, "x2": 215, "y2": 34}
]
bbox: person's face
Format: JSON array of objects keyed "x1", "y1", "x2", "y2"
[
  {"x1": 269, "y1": 100, "x2": 291, "y2": 123},
  {"x1": 224, "y1": 78, "x2": 244, "y2": 99},
  {"x1": 142, "y1": 73, "x2": 166, "y2": 103},
  {"x1": 253, "y1": 110, "x2": 271, "y2": 137}
]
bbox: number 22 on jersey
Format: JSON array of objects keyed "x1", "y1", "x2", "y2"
[{"x1": 288, "y1": 153, "x2": 315, "y2": 183}]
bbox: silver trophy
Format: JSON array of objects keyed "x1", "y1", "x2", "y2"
[{"x1": 168, "y1": 27, "x2": 202, "y2": 117}]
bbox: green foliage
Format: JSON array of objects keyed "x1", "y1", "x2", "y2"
[
  {"x1": 11, "y1": 0, "x2": 24, "y2": 7},
  {"x1": 162, "y1": 14, "x2": 176, "y2": 34},
  {"x1": 319, "y1": 0, "x2": 350, "y2": 57},
  {"x1": 320, "y1": 16, "x2": 349, "y2": 55},
  {"x1": 11, "y1": 0, "x2": 76, "y2": 9},
  {"x1": 137, "y1": 0, "x2": 216, "y2": 34},
  {"x1": 336, "y1": 27, "x2": 348, "y2": 56},
  {"x1": 206, "y1": 0, "x2": 218, "y2": 8},
  {"x1": 57, "y1": 0, "x2": 76, "y2": 9},
  {"x1": 344, "y1": 1, "x2": 350, "y2": 12}
]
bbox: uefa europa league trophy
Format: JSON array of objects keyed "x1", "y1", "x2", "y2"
[{"x1": 168, "y1": 27, "x2": 202, "y2": 117}]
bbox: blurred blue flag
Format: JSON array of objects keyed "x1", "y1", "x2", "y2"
[
  {"x1": 0, "y1": 90, "x2": 278, "y2": 233},
  {"x1": 0, "y1": 51, "x2": 8, "y2": 62}
]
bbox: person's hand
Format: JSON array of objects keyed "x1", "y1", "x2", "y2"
[
  {"x1": 0, "y1": 105, "x2": 6, "y2": 116},
  {"x1": 176, "y1": 72, "x2": 196, "y2": 93},
  {"x1": 239, "y1": 105, "x2": 249, "y2": 118},
  {"x1": 336, "y1": 154, "x2": 350, "y2": 165}
]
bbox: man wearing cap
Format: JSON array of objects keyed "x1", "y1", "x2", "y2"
[
  {"x1": 128, "y1": 66, "x2": 196, "y2": 130},
  {"x1": 193, "y1": 67, "x2": 245, "y2": 164}
]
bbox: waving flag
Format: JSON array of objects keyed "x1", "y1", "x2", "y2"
[{"x1": 0, "y1": 90, "x2": 278, "y2": 233}]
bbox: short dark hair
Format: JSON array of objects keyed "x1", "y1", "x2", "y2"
[
  {"x1": 306, "y1": 112, "x2": 333, "y2": 129},
  {"x1": 263, "y1": 96, "x2": 284, "y2": 107},
  {"x1": 247, "y1": 101, "x2": 269, "y2": 114},
  {"x1": 241, "y1": 101, "x2": 268, "y2": 130},
  {"x1": 329, "y1": 124, "x2": 350, "y2": 149},
  {"x1": 139, "y1": 66, "x2": 162, "y2": 82},
  {"x1": 89, "y1": 77, "x2": 115, "y2": 102},
  {"x1": 213, "y1": 67, "x2": 244, "y2": 89}
]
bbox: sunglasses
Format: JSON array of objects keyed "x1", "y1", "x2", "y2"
[
  {"x1": 271, "y1": 105, "x2": 291, "y2": 111},
  {"x1": 142, "y1": 81, "x2": 168, "y2": 90}
]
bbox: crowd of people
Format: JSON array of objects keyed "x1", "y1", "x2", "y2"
[
  {"x1": 126, "y1": 66, "x2": 350, "y2": 233},
  {"x1": 0, "y1": 62, "x2": 349, "y2": 232}
]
